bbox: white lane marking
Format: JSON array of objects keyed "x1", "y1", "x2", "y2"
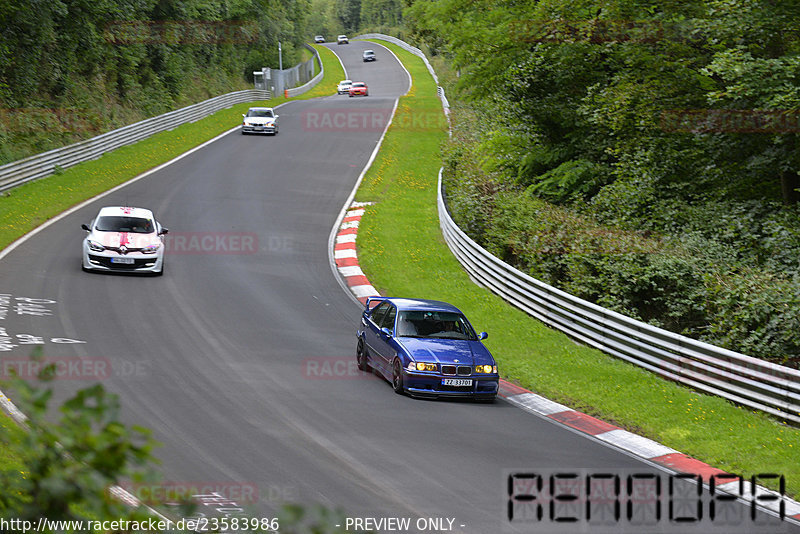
[
  {"x1": 331, "y1": 45, "x2": 348, "y2": 79},
  {"x1": 0, "y1": 97, "x2": 291, "y2": 263},
  {"x1": 716, "y1": 481, "x2": 800, "y2": 517},
  {"x1": 363, "y1": 40, "x2": 412, "y2": 96},
  {"x1": 595, "y1": 429, "x2": 678, "y2": 459},
  {"x1": 506, "y1": 392, "x2": 572, "y2": 416},
  {"x1": 326, "y1": 88, "x2": 399, "y2": 305}
]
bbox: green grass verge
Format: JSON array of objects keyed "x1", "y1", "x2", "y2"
[
  {"x1": 300, "y1": 45, "x2": 345, "y2": 100},
  {"x1": 355, "y1": 40, "x2": 800, "y2": 496},
  {"x1": 0, "y1": 44, "x2": 343, "y2": 251},
  {"x1": 0, "y1": 413, "x2": 25, "y2": 473}
]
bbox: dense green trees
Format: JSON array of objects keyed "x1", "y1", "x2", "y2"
[
  {"x1": 0, "y1": 0, "x2": 312, "y2": 164},
  {"x1": 407, "y1": 0, "x2": 800, "y2": 364}
]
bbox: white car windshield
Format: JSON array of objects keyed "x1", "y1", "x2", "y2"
[
  {"x1": 395, "y1": 311, "x2": 477, "y2": 340},
  {"x1": 247, "y1": 110, "x2": 273, "y2": 118},
  {"x1": 95, "y1": 216, "x2": 154, "y2": 233}
]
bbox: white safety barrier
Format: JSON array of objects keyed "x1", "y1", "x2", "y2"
[
  {"x1": 355, "y1": 33, "x2": 449, "y2": 118},
  {"x1": 438, "y1": 169, "x2": 800, "y2": 424},
  {"x1": 286, "y1": 44, "x2": 324, "y2": 97}
]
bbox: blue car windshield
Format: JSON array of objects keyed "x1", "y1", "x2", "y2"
[{"x1": 396, "y1": 310, "x2": 477, "y2": 340}]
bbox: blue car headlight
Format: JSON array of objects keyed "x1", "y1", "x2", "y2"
[
  {"x1": 475, "y1": 364, "x2": 497, "y2": 374},
  {"x1": 408, "y1": 362, "x2": 437, "y2": 372}
]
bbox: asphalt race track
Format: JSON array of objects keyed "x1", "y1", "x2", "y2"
[{"x1": 0, "y1": 41, "x2": 795, "y2": 534}]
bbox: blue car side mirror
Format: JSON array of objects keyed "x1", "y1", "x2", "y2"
[
  {"x1": 381, "y1": 327, "x2": 393, "y2": 338},
  {"x1": 478, "y1": 332, "x2": 488, "y2": 340}
]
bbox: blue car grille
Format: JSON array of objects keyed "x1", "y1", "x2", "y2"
[{"x1": 441, "y1": 365, "x2": 472, "y2": 376}]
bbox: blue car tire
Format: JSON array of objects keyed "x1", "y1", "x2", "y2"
[
  {"x1": 357, "y1": 338, "x2": 369, "y2": 371},
  {"x1": 392, "y1": 359, "x2": 404, "y2": 395}
]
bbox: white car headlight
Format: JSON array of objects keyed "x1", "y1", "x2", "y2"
[
  {"x1": 87, "y1": 240, "x2": 104, "y2": 252},
  {"x1": 141, "y1": 243, "x2": 161, "y2": 254}
]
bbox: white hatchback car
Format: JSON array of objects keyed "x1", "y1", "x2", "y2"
[
  {"x1": 242, "y1": 107, "x2": 279, "y2": 135},
  {"x1": 81, "y1": 206, "x2": 168, "y2": 275},
  {"x1": 337, "y1": 79, "x2": 353, "y2": 95}
]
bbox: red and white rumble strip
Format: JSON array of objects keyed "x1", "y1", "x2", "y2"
[
  {"x1": 333, "y1": 202, "x2": 379, "y2": 303},
  {"x1": 332, "y1": 203, "x2": 800, "y2": 524}
]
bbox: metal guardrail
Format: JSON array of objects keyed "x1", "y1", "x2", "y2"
[
  {"x1": 0, "y1": 89, "x2": 272, "y2": 192},
  {"x1": 354, "y1": 33, "x2": 450, "y2": 118},
  {"x1": 361, "y1": 32, "x2": 800, "y2": 424},
  {"x1": 286, "y1": 44, "x2": 324, "y2": 97},
  {"x1": 438, "y1": 169, "x2": 800, "y2": 424}
]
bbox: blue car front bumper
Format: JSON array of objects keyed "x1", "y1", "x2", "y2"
[{"x1": 403, "y1": 371, "x2": 498, "y2": 399}]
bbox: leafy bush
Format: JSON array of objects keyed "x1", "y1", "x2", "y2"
[
  {"x1": 443, "y1": 99, "x2": 800, "y2": 365},
  {"x1": 704, "y1": 271, "x2": 800, "y2": 367}
]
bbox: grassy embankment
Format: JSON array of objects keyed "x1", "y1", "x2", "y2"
[{"x1": 354, "y1": 40, "x2": 799, "y2": 496}]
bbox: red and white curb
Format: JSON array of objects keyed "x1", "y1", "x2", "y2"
[
  {"x1": 333, "y1": 201, "x2": 379, "y2": 303},
  {"x1": 331, "y1": 208, "x2": 800, "y2": 524}
]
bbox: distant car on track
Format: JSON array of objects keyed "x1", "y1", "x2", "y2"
[
  {"x1": 337, "y1": 79, "x2": 353, "y2": 95},
  {"x1": 81, "y1": 206, "x2": 168, "y2": 275},
  {"x1": 356, "y1": 297, "x2": 499, "y2": 400},
  {"x1": 241, "y1": 107, "x2": 279, "y2": 135},
  {"x1": 314, "y1": 35, "x2": 325, "y2": 43},
  {"x1": 362, "y1": 49, "x2": 376, "y2": 62},
  {"x1": 348, "y1": 81, "x2": 368, "y2": 97},
  {"x1": 337, "y1": 35, "x2": 349, "y2": 44}
]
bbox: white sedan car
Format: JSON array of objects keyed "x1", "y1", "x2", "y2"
[
  {"x1": 337, "y1": 79, "x2": 353, "y2": 95},
  {"x1": 81, "y1": 206, "x2": 168, "y2": 275},
  {"x1": 242, "y1": 107, "x2": 279, "y2": 135}
]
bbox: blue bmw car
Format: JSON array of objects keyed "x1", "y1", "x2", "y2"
[{"x1": 356, "y1": 297, "x2": 499, "y2": 400}]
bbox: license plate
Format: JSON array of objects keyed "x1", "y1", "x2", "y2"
[
  {"x1": 111, "y1": 257, "x2": 135, "y2": 264},
  {"x1": 442, "y1": 378, "x2": 472, "y2": 387}
]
